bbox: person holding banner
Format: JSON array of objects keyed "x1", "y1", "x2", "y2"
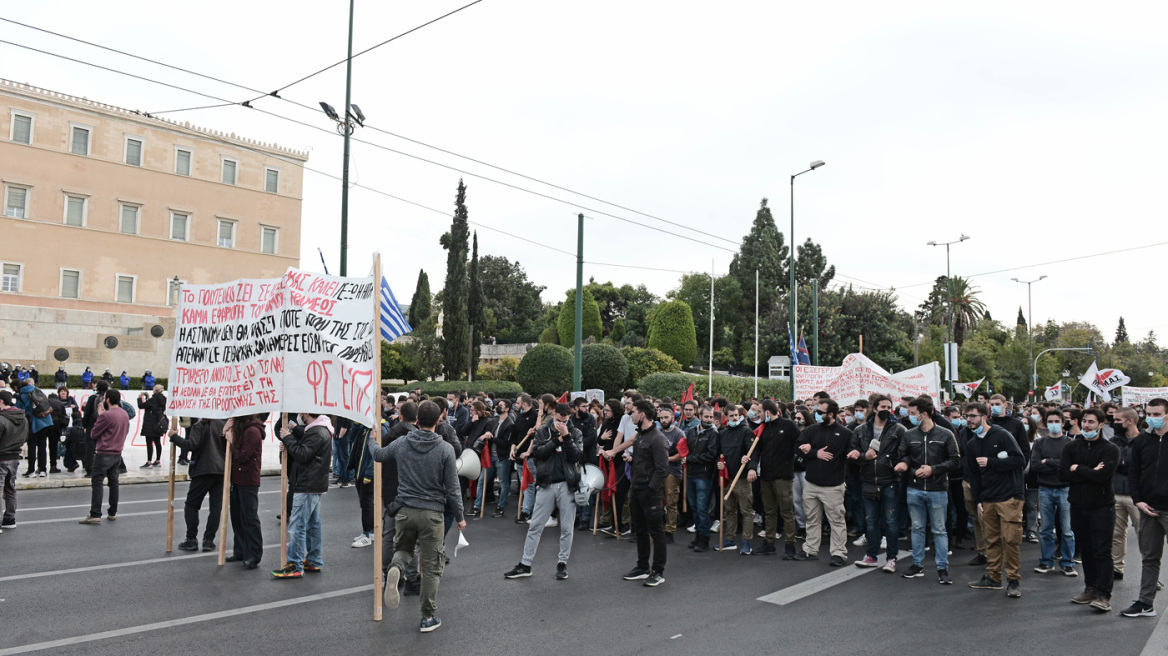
[
  {"x1": 168, "y1": 418, "x2": 226, "y2": 552},
  {"x1": 224, "y1": 415, "x2": 264, "y2": 569},
  {"x1": 273, "y1": 412, "x2": 333, "y2": 579}
]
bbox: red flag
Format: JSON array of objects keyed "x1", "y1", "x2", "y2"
[
  {"x1": 468, "y1": 479, "x2": 477, "y2": 501},
  {"x1": 479, "y1": 438, "x2": 492, "y2": 469},
  {"x1": 557, "y1": 391, "x2": 569, "y2": 404},
  {"x1": 677, "y1": 437, "x2": 689, "y2": 458},
  {"x1": 600, "y1": 457, "x2": 618, "y2": 506},
  {"x1": 753, "y1": 423, "x2": 765, "y2": 439},
  {"x1": 520, "y1": 459, "x2": 534, "y2": 493},
  {"x1": 718, "y1": 454, "x2": 730, "y2": 482},
  {"x1": 680, "y1": 382, "x2": 695, "y2": 405}
]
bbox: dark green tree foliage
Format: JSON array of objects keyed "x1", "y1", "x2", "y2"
[
  {"x1": 583, "y1": 279, "x2": 658, "y2": 340},
  {"x1": 404, "y1": 313, "x2": 444, "y2": 381},
  {"x1": 810, "y1": 286, "x2": 914, "y2": 372},
  {"x1": 440, "y1": 180, "x2": 470, "y2": 379},
  {"x1": 479, "y1": 255, "x2": 546, "y2": 343},
  {"x1": 557, "y1": 288, "x2": 603, "y2": 347},
  {"x1": 668, "y1": 273, "x2": 743, "y2": 362},
  {"x1": 395, "y1": 380, "x2": 523, "y2": 398},
  {"x1": 648, "y1": 300, "x2": 698, "y2": 366},
  {"x1": 581, "y1": 343, "x2": 629, "y2": 398},
  {"x1": 539, "y1": 324, "x2": 559, "y2": 344},
  {"x1": 1017, "y1": 307, "x2": 1027, "y2": 327},
  {"x1": 728, "y1": 198, "x2": 788, "y2": 359},
  {"x1": 381, "y1": 341, "x2": 417, "y2": 384},
  {"x1": 794, "y1": 238, "x2": 836, "y2": 289},
  {"x1": 621, "y1": 346, "x2": 682, "y2": 388},
  {"x1": 636, "y1": 372, "x2": 789, "y2": 404},
  {"x1": 915, "y1": 275, "x2": 985, "y2": 346},
  {"x1": 467, "y1": 231, "x2": 486, "y2": 378},
  {"x1": 407, "y1": 270, "x2": 430, "y2": 331},
  {"x1": 610, "y1": 318, "x2": 627, "y2": 343},
  {"x1": 516, "y1": 344, "x2": 573, "y2": 396},
  {"x1": 1116, "y1": 317, "x2": 1129, "y2": 344}
]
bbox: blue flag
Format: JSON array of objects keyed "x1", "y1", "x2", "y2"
[
  {"x1": 789, "y1": 330, "x2": 799, "y2": 365},
  {"x1": 379, "y1": 276, "x2": 411, "y2": 342},
  {"x1": 797, "y1": 332, "x2": 811, "y2": 365}
]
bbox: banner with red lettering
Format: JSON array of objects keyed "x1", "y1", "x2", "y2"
[
  {"x1": 793, "y1": 353, "x2": 941, "y2": 405},
  {"x1": 1120, "y1": 386, "x2": 1168, "y2": 407},
  {"x1": 167, "y1": 268, "x2": 379, "y2": 427}
]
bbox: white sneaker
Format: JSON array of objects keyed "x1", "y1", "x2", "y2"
[
  {"x1": 351, "y1": 535, "x2": 373, "y2": 548},
  {"x1": 852, "y1": 534, "x2": 868, "y2": 547},
  {"x1": 545, "y1": 517, "x2": 558, "y2": 528},
  {"x1": 687, "y1": 525, "x2": 696, "y2": 534},
  {"x1": 753, "y1": 513, "x2": 763, "y2": 525},
  {"x1": 37, "y1": 472, "x2": 46, "y2": 478},
  {"x1": 758, "y1": 528, "x2": 767, "y2": 538},
  {"x1": 880, "y1": 537, "x2": 887, "y2": 549},
  {"x1": 710, "y1": 520, "x2": 720, "y2": 532}
]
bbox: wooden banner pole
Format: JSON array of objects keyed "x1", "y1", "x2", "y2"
[
  {"x1": 165, "y1": 415, "x2": 178, "y2": 552},
  {"x1": 372, "y1": 252, "x2": 384, "y2": 622},
  {"x1": 718, "y1": 473, "x2": 724, "y2": 551},
  {"x1": 682, "y1": 465, "x2": 687, "y2": 513},
  {"x1": 217, "y1": 423, "x2": 232, "y2": 566},
  {"x1": 280, "y1": 413, "x2": 288, "y2": 567},
  {"x1": 592, "y1": 492, "x2": 600, "y2": 536}
]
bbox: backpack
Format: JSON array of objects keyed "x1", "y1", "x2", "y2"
[{"x1": 27, "y1": 388, "x2": 52, "y2": 418}]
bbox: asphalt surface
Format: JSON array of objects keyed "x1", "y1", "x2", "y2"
[{"x1": 2, "y1": 481, "x2": 1166, "y2": 656}]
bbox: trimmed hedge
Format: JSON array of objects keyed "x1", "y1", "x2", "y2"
[
  {"x1": 622, "y1": 346, "x2": 681, "y2": 389},
  {"x1": 581, "y1": 343, "x2": 628, "y2": 400},
  {"x1": 516, "y1": 343, "x2": 573, "y2": 396},
  {"x1": 477, "y1": 356, "x2": 520, "y2": 382},
  {"x1": 393, "y1": 380, "x2": 523, "y2": 398},
  {"x1": 647, "y1": 299, "x2": 697, "y2": 366},
  {"x1": 635, "y1": 372, "x2": 789, "y2": 404},
  {"x1": 556, "y1": 289, "x2": 603, "y2": 347}
]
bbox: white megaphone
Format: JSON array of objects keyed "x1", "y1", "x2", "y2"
[
  {"x1": 455, "y1": 450, "x2": 481, "y2": 480},
  {"x1": 581, "y1": 464, "x2": 604, "y2": 494}
]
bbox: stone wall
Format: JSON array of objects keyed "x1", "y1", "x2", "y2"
[{"x1": 0, "y1": 303, "x2": 174, "y2": 375}]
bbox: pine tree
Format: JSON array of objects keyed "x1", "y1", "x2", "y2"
[
  {"x1": 1017, "y1": 307, "x2": 1027, "y2": 327},
  {"x1": 408, "y1": 269, "x2": 430, "y2": 331},
  {"x1": 440, "y1": 180, "x2": 470, "y2": 379},
  {"x1": 467, "y1": 231, "x2": 486, "y2": 378},
  {"x1": 727, "y1": 198, "x2": 788, "y2": 356},
  {"x1": 1115, "y1": 316, "x2": 1129, "y2": 344}
]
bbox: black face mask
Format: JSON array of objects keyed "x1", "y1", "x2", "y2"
[{"x1": 877, "y1": 409, "x2": 891, "y2": 421}]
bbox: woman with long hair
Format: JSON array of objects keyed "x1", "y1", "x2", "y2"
[{"x1": 225, "y1": 413, "x2": 264, "y2": 569}]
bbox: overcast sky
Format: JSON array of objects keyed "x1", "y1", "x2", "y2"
[{"x1": 6, "y1": 0, "x2": 1166, "y2": 348}]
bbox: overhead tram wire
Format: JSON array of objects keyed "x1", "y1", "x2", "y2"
[{"x1": 0, "y1": 16, "x2": 742, "y2": 248}]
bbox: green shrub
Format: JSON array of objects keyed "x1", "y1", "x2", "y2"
[
  {"x1": 393, "y1": 380, "x2": 523, "y2": 398},
  {"x1": 556, "y1": 289, "x2": 603, "y2": 347},
  {"x1": 636, "y1": 372, "x2": 789, "y2": 404},
  {"x1": 478, "y1": 356, "x2": 520, "y2": 382},
  {"x1": 581, "y1": 343, "x2": 628, "y2": 399},
  {"x1": 381, "y1": 341, "x2": 417, "y2": 383},
  {"x1": 539, "y1": 324, "x2": 559, "y2": 344},
  {"x1": 647, "y1": 300, "x2": 697, "y2": 366},
  {"x1": 621, "y1": 346, "x2": 681, "y2": 389},
  {"x1": 516, "y1": 344, "x2": 573, "y2": 396}
]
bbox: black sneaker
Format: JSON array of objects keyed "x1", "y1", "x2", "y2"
[
  {"x1": 177, "y1": 458, "x2": 190, "y2": 466},
  {"x1": 938, "y1": 569, "x2": 953, "y2": 585},
  {"x1": 555, "y1": 562, "x2": 568, "y2": 580},
  {"x1": 902, "y1": 564, "x2": 925, "y2": 578},
  {"x1": 1063, "y1": 566, "x2": 1078, "y2": 577},
  {"x1": 504, "y1": 563, "x2": 532, "y2": 579},
  {"x1": 793, "y1": 550, "x2": 818, "y2": 561},
  {"x1": 663, "y1": 533, "x2": 674, "y2": 544},
  {"x1": 969, "y1": 575, "x2": 1003, "y2": 590},
  {"x1": 403, "y1": 579, "x2": 421, "y2": 596},
  {"x1": 492, "y1": 509, "x2": 505, "y2": 518},
  {"x1": 202, "y1": 540, "x2": 215, "y2": 552},
  {"x1": 1121, "y1": 602, "x2": 1157, "y2": 618},
  {"x1": 420, "y1": 616, "x2": 442, "y2": 633},
  {"x1": 643, "y1": 572, "x2": 665, "y2": 587},
  {"x1": 829, "y1": 555, "x2": 846, "y2": 567},
  {"x1": 515, "y1": 513, "x2": 531, "y2": 525},
  {"x1": 1006, "y1": 579, "x2": 1021, "y2": 598},
  {"x1": 623, "y1": 567, "x2": 650, "y2": 581},
  {"x1": 967, "y1": 553, "x2": 987, "y2": 566},
  {"x1": 758, "y1": 542, "x2": 778, "y2": 556},
  {"x1": 1113, "y1": 570, "x2": 1124, "y2": 581},
  {"x1": 782, "y1": 543, "x2": 796, "y2": 560},
  {"x1": 176, "y1": 539, "x2": 199, "y2": 551}
]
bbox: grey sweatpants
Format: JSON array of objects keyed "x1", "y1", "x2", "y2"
[{"x1": 521, "y1": 482, "x2": 577, "y2": 566}]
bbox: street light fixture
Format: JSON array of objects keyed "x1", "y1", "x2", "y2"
[
  {"x1": 789, "y1": 160, "x2": 826, "y2": 400},
  {"x1": 1012, "y1": 275, "x2": 1048, "y2": 394},
  {"x1": 319, "y1": 0, "x2": 359, "y2": 276},
  {"x1": 928, "y1": 235, "x2": 970, "y2": 398}
]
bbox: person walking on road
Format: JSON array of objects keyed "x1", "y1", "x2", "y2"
[{"x1": 0, "y1": 390, "x2": 29, "y2": 531}]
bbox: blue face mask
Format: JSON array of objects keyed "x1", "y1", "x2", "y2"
[
  {"x1": 855, "y1": 411, "x2": 865, "y2": 422},
  {"x1": 728, "y1": 418, "x2": 742, "y2": 427},
  {"x1": 747, "y1": 410, "x2": 756, "y2": 420},
  {"x1": 990, "y1": 406, "x2": 1003, "y2": 417},
  {"x1": 908, "y1": 414, "x2": 922, "y2": 427},
  {"x1": 973, "y1": 424, "x2": 986, "y2": 437},
  {"x1": 1147, "y1": 417, "x2": 1166, "y2": 431},
  {"x1": 1048, "y1": 424, "x2": 1063, "y2": 436},
  {"x1": 951, "y1": 418, "x2": 967, "y2": 428},
  {"x1": 898, "y1": 407, "x2": 908, "y2": 417},
  {"x1": 1082, "y1": 429, "x2": 1099, "y2": 440},
  {"x1": 1030, "y1": 414, "x2": 1040, "y2": 423},
  {"x1": 814, "y1": 412, "x2": 825, "y2": 424}
]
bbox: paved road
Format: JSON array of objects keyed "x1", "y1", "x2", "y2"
[{"x1": 1, "y1": 481, "x2": 1165, "y2": 656}]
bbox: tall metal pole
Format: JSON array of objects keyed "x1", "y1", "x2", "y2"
[
  {"x1": 1027, "y1": 283, "x2": 1034, "y2": 391},
  {"x1": 945, "y1": 243, "x2": 953, "y2": 398},
  {"x1": 709, "y1": 259, "x2": 714, "y2": 398},
  {"x1": 339, "y1": 0, "x2": 355, "y2": 276},
  {"x1": 754, "y1": 269, "x2": 759, "y2": 398},
  {"x1": 812, "y1": 278, "x2": 819, "y2": 366},
  {"x1": 573, "y1": 213, "x2": 583, "y2": 391},
  {"x1": 789, "y1": 175, "x2": 797, "y2": 402}
]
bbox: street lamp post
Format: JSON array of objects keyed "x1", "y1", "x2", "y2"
[
  {"x1": 318, "y1": 0, "x2": 362, "y2": 276},
  {"x1": 1012, "y1": 275, "x2": 1047, "y2": 396},
  {"x1": 927, "y1": 235, "x2": 970, "y2": 399},
  {"x1": 789, "y1": 160, "x2": 825, "y2": 401}
]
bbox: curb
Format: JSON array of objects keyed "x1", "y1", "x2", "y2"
[{"x1": 15, "y1": 467, "x2": 282, "y2": 491}]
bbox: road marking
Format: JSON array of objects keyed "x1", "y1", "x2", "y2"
[
  {"x1": 0, "y1": 543, "x2": 280, "y2": 582},
  {"x1": 757, "y1": 554, "x2": 910, "y2": 606},
  {"x1": 1141, "y1": 608, "x2": 1168, "y2": 656},
  {"x1": 20, "y1": 510, "x2": 170, "y2": 525},
  {"x1": 0, "y1": 584, "x2": 372, "y2": 655},
  {"x1": 18, "y1": 489, "x2": 280, "y2": 513}
]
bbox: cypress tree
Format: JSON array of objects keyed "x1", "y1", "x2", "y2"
[
  {"x1": 468, "y1": 231, "x2": 487, "y2": 378},
  {"x1": 440, "y1": 180, "x2": 470, "y2": 379},
  {"x1": 408, "y1": 269, "x2": 430, "y2": 331}
]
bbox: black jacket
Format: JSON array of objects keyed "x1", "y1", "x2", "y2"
[
  {"x1": 283, "y1": 423, "x2": 332, "y2": 494},
  {"x1": 1111, "y1": 431, "x2": 1137, "y2": 496},
  {"x1": 683, "y1": 424, "x2": 719, "y2": 479},
  {"x1": 170, "y1": 418, "x2": 226, "y2": 478},
  {"x1": 137, "y1": 393, "x2": 167, "y2": 437},
  {"x1": 797, "y1": 422, "x2": 859, "y2": 487},
  {"x1": 854, "y1": 419, "x2": 905, "y2": 491},
  {"x1": 1057, "y1": 437, "x2": 1120, "y2": 510},
  {"x1": 715, "y1": 423, "x2": 758, "y2": 479},
  {"x1": 962, "y1": 424, "x2": 1025, "y2": 504},
  {"x1": 531, "y1": 418, "x2": 583, "y2": 492},
  {"x1": 512, "y1": 408, "x2": 539, "y2": 449},
  {"x1": 491, "y1": 415, "x2": 516, "y2": 461},
  {"x1": 631, "y1": 423, "x2": 669, "y2": 494},
  {"x1": 571, "y1": 410, "x2": 598, "y2": 466},
  {"x1": 897, "y1": 424, "x2": 960, "y2": 492},
  {"x1": 991, "y1": 415, "x2": 1031, "y2": 464},
  {"x1": 1129, "y1": 430, "x2": 1168, "y2": 511},
  {"x1": 0, "y1": 407, "x2": 29, "y2": 461},
  {"x1": 756, "y1": 418, "x2": 800, "y2": 481}
]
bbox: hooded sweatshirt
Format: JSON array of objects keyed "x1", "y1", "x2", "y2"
[
  {"x1": 0, "y1": 407, "x2": 29, "y2": 460},
  {"x1": 369, "y1": 427, "x2": 463, "y2": 522}
]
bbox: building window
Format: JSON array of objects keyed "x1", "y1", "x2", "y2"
[
  {"x1": 64, "y1": 195, "x2": 87, "y2": 227},
  {"x1": 265, "y1": 168, "x2": 279, "y2": 193},
  {"x1": 170, "y1": 212, "x2": 189, "y2": 241},
  {"x1": 221, "y1": 159, "x2": 237, "y2": 185},
  {"x1": 70, "y1": 125, "x2": 90, "y2": 156},
  {"x1": 125, "y1": 137, "x2": 143, "y2": 166},
  {"x1": 10, "y1": 112, "x2": 33, "y2": 144},
  {"x1": 261, "y1": 226, "x2": 278, "y2": 254},
  {"x1": 1, "y1": 263, "x2": 21, "y2": 293},
  {"x1": 4, "y1": 185, "x2": 28, "y2": 218},
  {"x1": 217, "y1": 219, "x2": 235, "y2": 248},
  {"x1": 120, "y1": 204, "x2": 140, "y2": 234},
  {"x1": 60, "y1": 269, "x2": 81, "y2": 299},
  {"x1": 167, "y1": 278, "x2": 184, "y2": 307},
  {"x1": 175, "y1": 148, "x2": 191, "y2": 176},
  {"x1": 116, "y1": 274, "x2": 136, "y2": 303}
]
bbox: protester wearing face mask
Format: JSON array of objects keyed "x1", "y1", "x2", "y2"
[
  {"x1": 754, "y1": 399, "x2": 800, "y2": 557},
  {"x1": 964, "y1": 402, "x2": 1027, "y2": 598},
  {"x1": 855, "y1": 395, "x2": 906, "y2": 571},
  {"x1": 1123, "y1": 397, "x2": 1168, "y2": 618},
  {"x1": 989, "y1": 394, "x2": 1031, "y2": 467},
  {"x1": 795, "y1": 399, "x2": 861, "y2": 566},
  {"x1": 1060, "y1": 408, "x2": 1120, "y2": 612},
  {"x1": 897, "y1": 397, "x2": 913, "y2": 427},
  {"x1": 682, "y1": 406, "x2": 719, "y2": 552},
  {"x1": 1110, "y1": 408, "x2": 1142, "y2": 583},
  {"x1": 1031, "y1": 410, "x2": 1077, "y2": 577},
  {"x1": 713, "y1": 405, "x2": 758, "y2": 554},
  {"x1": 845, "y1": 400, "x2": 871, "y2": 538},
  {"x1": 894, "y1": 396, "x2": 960, "y2": 584}
]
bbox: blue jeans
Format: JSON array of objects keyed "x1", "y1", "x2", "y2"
[
  {"x1": 863, "y1": 484, "x2": 899, "y2": 560},
  {"x1": 495, "y1": 457, "x2": 513, "y2": 511},
  {"x1": 286, "y1": 493, "x2": 323, "y2": 572},
  {"x1": 332, "y1": 434, "x2": 352, "y2": 484},
  {"x1": 686, "y1": 477, "x2": 712, "y2": 538},
  {"x1": 906, "y1": 487, "x2": 949, "y2": 569},
  {"x1": 1039, "y1": 486, "x2": 1075, "y2": 568},
  {"x1": 474, "y1": 454, "x2": 497, "y2": 513}
]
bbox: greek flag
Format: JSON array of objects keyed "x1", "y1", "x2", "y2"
[{"x1": 379, "y1": 276, "x2": 411, "y2": 342}]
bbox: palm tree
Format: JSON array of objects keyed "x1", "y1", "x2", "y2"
[{"x1": 922, "y1": 275, "x2": 986, "y2": 346}]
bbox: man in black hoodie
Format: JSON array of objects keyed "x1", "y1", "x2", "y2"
[
  {"x1": 0, "y1": 391, "x2": 29, "y2": 531},
  {"x1": 623, "y1": 399, "x2": 670, "y2": 587},
  {"x1": 1123, "y1": 397, "x2": 1168, "y2": 618},
  {"x1": 1059, "y1": 408, "x2": 1119, "y2": 612},
  {"x1": 714, "y1": 405, "x2": 759, "y2": 554},
  {"x1": 682, "y1": 406, "x2": 718, "y2": 552},
  {"x1": 964, "y1": 401, "x2": 1026, "y2": 598},
  {"x1": 379, "y1": 401, "x2": 421, "y2": 596},
  {"x1": 795, "y1": 399, "x2": 861, "y2": 566},
  {"x1": 1110, "y1": 407, "x2": 1141, "y2": 581},
  {"x1": 755, "y1": 399, "x2": 801, "y2": 558}
]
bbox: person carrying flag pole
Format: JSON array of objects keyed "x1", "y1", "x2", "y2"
[{"x1": 714, "y1": 405, "x2": 758, "y2": 554}]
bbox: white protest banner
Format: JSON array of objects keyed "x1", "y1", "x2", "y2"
[
  {"x1": 953, "y1": 377, "x2": 986, "y2": 399},
  {"x1": 167, "y1": 267, "x2": 379, "y2": 428},
  {"x1": 1120, "y1": 386, "x2": 1168, "y2": 407},
  {"x1": 794, "y1": 353, "x2": 941, "y2": 405}
]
